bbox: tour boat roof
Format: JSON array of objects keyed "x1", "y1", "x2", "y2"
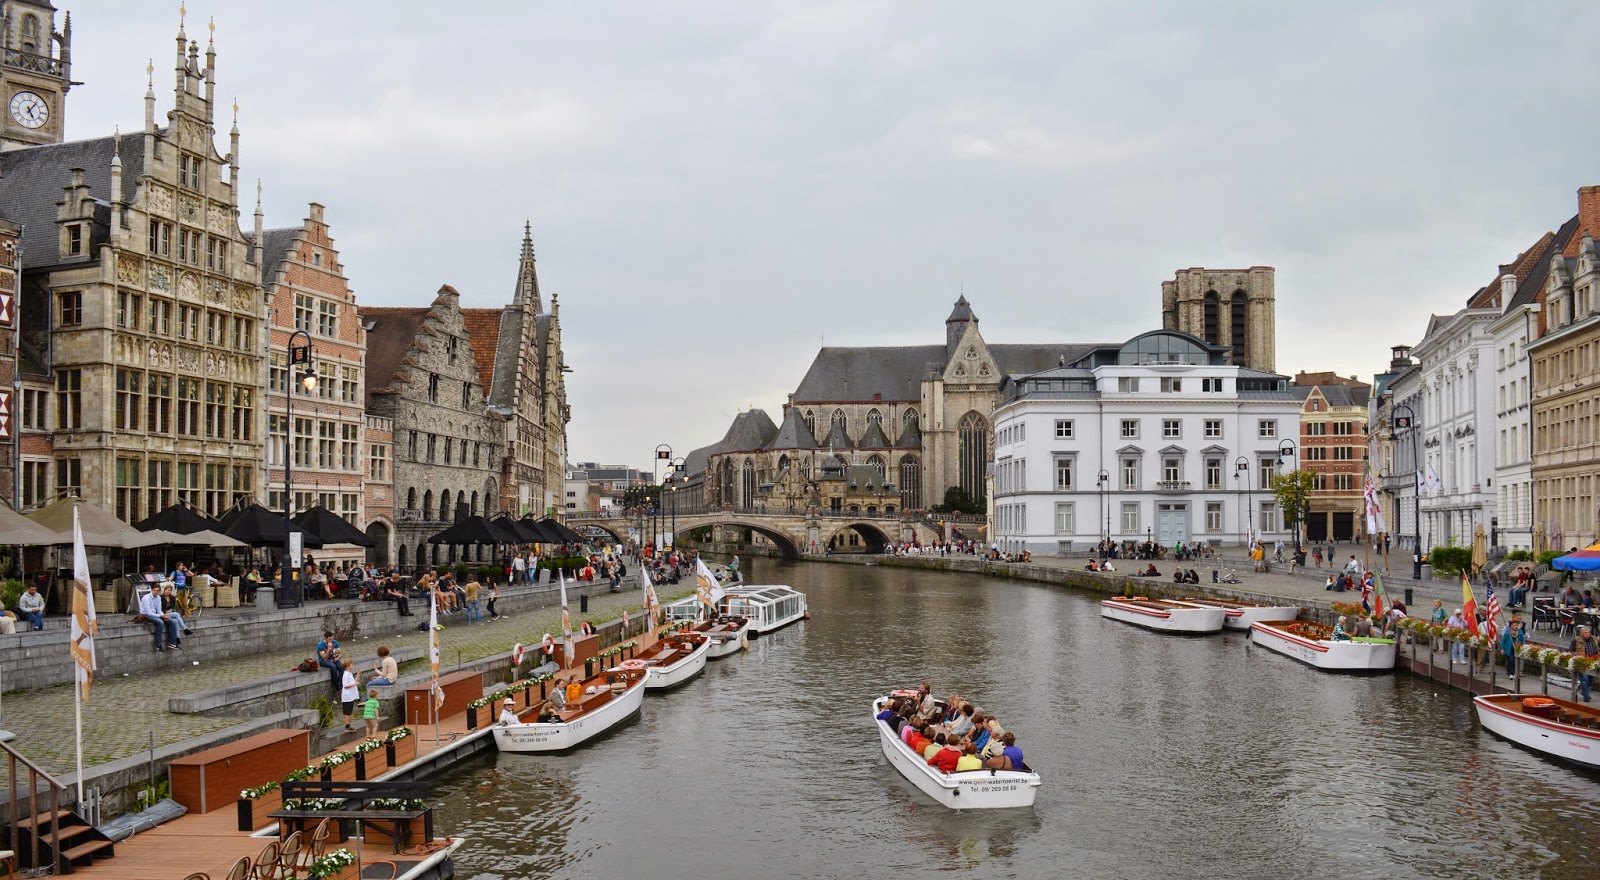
[{"x1": 722, "y1": 584, "x2": 804, "y2": 603}]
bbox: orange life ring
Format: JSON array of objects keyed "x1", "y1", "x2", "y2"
[
  {"x1": 1521, "y1": 697, "x2": 1556, "y2": 710},
  {"x1": 620, "y1": 659, "x2": 647, "y2": 670}
]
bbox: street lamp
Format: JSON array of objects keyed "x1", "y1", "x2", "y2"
[
  {"x1": 1278, "y1": 439, "x2": 1300, "y2": 552},
  {"x1": 1096, "y1": 469, "x2": 1109, "y2": 549},
  {"x1": 1234, "y1": 456, "x2": 1250, "y2": 546},
  {"x1": 282, "y1": 329, "x2": 317, "y2": 607},
  {"x1": 654, "y1": 444, "x2": 672, "y2": 551},
  {"x1": 1392, "y1": 403, "x2": 1422, "y2": 579}
]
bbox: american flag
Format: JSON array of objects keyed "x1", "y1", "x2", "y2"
[{"x1": 1483, "y1": 582, "x2": 1501, "y2": 638}]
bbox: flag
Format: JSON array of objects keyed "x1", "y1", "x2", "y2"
[
  {"x1": 559, "y1": 570, "x2": 573, "y2": 667},
  {"x1": 694, "y1": 558, "x2": 726, "y2": 610},
  {"x1": 1372, "y1": 575, "x2": 1388, "y2": 620},
  {"x1": 1415, "y1": 470, "x2": 1424, "y2": 496},
  {"x1": 1484, "y1": 582, "x2": 1501, "y2": 639},
  {"x1": 428, "y1": 590, "x2": 444, "y2": 713},
  {"x1": 68, "y1": 507, "x2": 97, "y2": 704},
  {"x1": 1426, "y1": 464, "x2": 1441, "y2": 495},
  {"x1": 1461, "y1": 574, "x2": 1480, "y2": 636},
  {"x1": 1360, "y1": 577, "x2": 1373, "y2": 614},
  {"x1": 1363, "y1": 476, "x2": 1386, "y2": 535},
  {"x1": 642, "y1": 566, "x2": 660, "y2": 628}
]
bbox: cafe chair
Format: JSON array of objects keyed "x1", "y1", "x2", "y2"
[
  {"x1": 249, "y1": 841, "x2": 280, "y2": 880},
  {"x1": 224, "y1": 857, "x2": 251, "y2": 880},
  {"x1": 308, "y1": 817, "x2": 334, "y2": 861},
  {"x1": 1557, "y1": 608, "x2": 1577, "y2": 639},
  {"x1": 277, "y1": 830, "x2": 305, "y2": 877},
  {"x1": 1531, "y1": 597, "x2": 1557, "y2": 632}
]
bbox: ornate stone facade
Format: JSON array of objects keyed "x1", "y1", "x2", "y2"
[
  {"x1": 1161, "y1": 267, "x2": 1276, "y2": 372},
  {"x1": 0, "y1": 1, "x2": 72, "y2": 150}
]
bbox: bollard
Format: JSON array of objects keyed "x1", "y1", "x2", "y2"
[
  {"x1": 539, "y1": 680, "x2": 547, "y2": 699},
  {"x1": 580, "y1": 594, "x2": 589, "y2": 613},
  {"x1": 584, "y1": 658, "x2": 594, "y2": 678},
  {"x1": 1212, "y1": 570, "x2": 1219, "y2": 583},
  {"x1": 1404, "y1": 587, "x2": 1414, "y2": 606}
]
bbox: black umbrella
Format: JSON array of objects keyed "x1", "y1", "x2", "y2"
[
  {"x1": 491, "y1": 515, "x2": 542, "y2": 543},
  {"x1": 518, "y1": 516, "x2": 559, "y2": 543},
  {"x1": 134, "y1": 502, "x2": 221, "y2": 535},
  {"x1": 538, "y1": 517, "x2": 587, "y2": 544},
  {"x1": 293, "y1": 505, "x2": 376, "y2": 547},
  {"x1": 427, "y1": 515, "x2": 510, "y2": 545},
  {"x1": 220, "y1": 501, "x2": 325, "y2": 548}
]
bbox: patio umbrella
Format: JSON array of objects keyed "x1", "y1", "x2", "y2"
[
  {"x1": 1470, "y1": 524, "x2": 1487, "y2": 576},
  {"x1": 1534, "y1": 521, "x2": 1545, "y2": 555},
  {"x1": 219, "y1": 501, "x2": 324, "y2": 548},
  {"x1": 427, "y1": 515, "x2": 506, "y2": 545},
  {"x1": 537, "y1": 518, "x2": 586, "y2": 544},
  {"x1": 292, "y1": 505, "x2": 376, "y2": 547},
  {"x1": 28, "y1": 496, "x2": 152, "y2": 549},
  {"x1": 518, "y1": 516, "x2": 559, "y2": 543},
  {"x1": 134, "y1": 503, "x2": 221, "y2": 535},
  {"x1": 1553, "y1": 521, "x2": 1567, "y2": 553},
  {"x1": 0, "y1": 504, "x2": 66, "y2": 545},
  {"x1": 170, "y1": 529, "x2": 247, "y2": 549},
  {"x1": 1553, "y1": 542, "x2": 1600, "y2": 572},
  {"x1": 490, "y1": 515, "x2": 541, "y2": 543}
]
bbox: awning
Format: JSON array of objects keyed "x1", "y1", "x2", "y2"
[{"x1": 292, "y1": 505, "x2": 376, "y2": 547}]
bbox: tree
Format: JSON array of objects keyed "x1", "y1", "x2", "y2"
[
  {"x1": 932, "y1": 486, "x2": 983, "y2": 515},
  {"x1": 1269, "y1": 469, "x2": 1317, "y2": 539}
]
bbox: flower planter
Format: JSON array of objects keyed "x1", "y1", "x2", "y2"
[
  {"x1": 321, "y1": 759, "x2": 358, "y2": 783},
  {"x1": 355, "y1": 751, "x2": 372, "y2": 781},
  {"x1": 523, "y1": 687, "x2": 533, "y2": 709},
  {"x1": 236, "y1": 789, "x2": 281, "y2": 832},
  {"x1": 466, "y1": 706, "x2": 479, "y2": 730},
  {"x1": 364, "y1": 811, "x2": 432, "y2": 850},
  {"x1": 313, "y1": 863, "x2": 361, "y2": 880},
  {"x1": 386, "y1": 735, "x2": 416, "y2": 768}
]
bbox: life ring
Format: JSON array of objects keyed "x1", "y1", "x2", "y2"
[
  {"x1": 1521, "y1": 697, "x2": 1556, "y2": 710},
  {"x1": 541, "y1": 633, "x2": 555, "y2": 654},
  {"x1": 620, "y1": 659, "x2": 648, "y2": 670},
  {"x1": 512, "y1": 643, "x2": 525, "y2": 665}
]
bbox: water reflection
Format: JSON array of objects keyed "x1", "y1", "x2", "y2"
[{"x1": 431, "y1": 560, "x2": 1600, "y2": 880}]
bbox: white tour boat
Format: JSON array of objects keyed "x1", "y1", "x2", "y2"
[
  {"x1": 627, "y1": 631, "x2": 711, "y2": 691},
  {"x1": 1248, "y1": 620, "x2": 1395, "y2": 672},
  {"x1": 1177, "y1": 597, "x2": 1300, "y2": 631},
  {"x1": 696, "y1": 615, "x2": 752, "y2": 659},
  {"x1": 716, "y1": 585, "x2": 807, "y2": 636},
  {"x1": 493, "y1": 667, "x2": 648, "y2": 753},
  {"x1": 872, "y1": 695, "x2": 1041, "y2": 810},
  {"x1": 1474, "y1": 693, "x2": 1600, "y2": 769},
  {"x1": 1100, "y1": 597, "x2": 1225, "y2": 633}
]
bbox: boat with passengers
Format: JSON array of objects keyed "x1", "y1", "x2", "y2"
[
  {"x1": 619, "y1": 630, "x2": 711, "y2": 690},
  {"x1": 1474, "y1": 693, "x2": 1600, "y2": 769},
  {"x1": 1249, "y1": 619, "x2": 1395, "y2": 672},
  {"x1": 493, "y1": 666, "x2": 649, "y2": 753},
  {"x1": 873, "y1": 692, "x2": 1041, "y2": 809},
  {"x1": 1100, "y1": 596, "x2": 1225, "y2": 633},
  {"x1": 1176, "y1": 597, "x2": 1299, "y2": 631}
]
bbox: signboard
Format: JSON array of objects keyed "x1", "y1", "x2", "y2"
[{"x1": 289, "y1": 531, "x2": 303, "y2": 569}]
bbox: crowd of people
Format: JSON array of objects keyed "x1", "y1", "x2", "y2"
[
  {"x1": 1094, "y1": 539, "x2": 1216, "y2": 562},
  {"x1": 876, "y1": 682, "x2": 1029, "y2": 774}
]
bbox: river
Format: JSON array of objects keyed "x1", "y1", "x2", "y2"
[{"x1": 429, "y1": 559, "x2": 1600, "y2": 880}]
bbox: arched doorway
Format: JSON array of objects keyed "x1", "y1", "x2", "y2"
[{"x1": 364, "y1": 521, "x2": 391, "y2": 567}]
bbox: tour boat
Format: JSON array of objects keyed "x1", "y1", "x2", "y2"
[
  {"x1": 1248, "y1": 620, "x2": 1395, "y2": 672},
  {"x1": 1176, "y1": 597, "x2": 1300, "y2": 631},
  {"x1": 695, "y1": 615, "x2": 752, "y2": 659},
  {"x1": 492, "y1": 667, "x2": 648, "y2": 753},
  {"x1": 872, "y1": 694, "x2": 1041, "y2": 810},
  {"x1": 1473, "y1": 693, "x2": 1600, "y2": 769},
  {"x1": 627, "y1": 631, "x2": 711, "y2": 691},
  {"x1": 716, "y1": 585, "x2": 807, "y2": 636},
  {"x1": 1100, "y1": 597, "x2": 1225, "y2": 633}
]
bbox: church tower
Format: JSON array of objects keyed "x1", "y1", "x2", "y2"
[
  {"x1": 1161, "y1": 267, "x2": 1277, "y2": 372},
  {"x1": 0, "y1": 0, "x2": 71, "y2": 149}
]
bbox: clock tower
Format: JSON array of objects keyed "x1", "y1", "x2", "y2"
[{"x1": 0, "y1": 0, "x2": 70, "y2": 150}]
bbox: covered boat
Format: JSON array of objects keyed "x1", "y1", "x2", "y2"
[
  {"x1": 628, "y1": 631, "x2": 711, "y2": 691},
  {"x1": 493, "y1": 667, "x2": 648, "y2": 753},
  {"x1": 873, "y1": 694, "x2": 1041, "y2": 810},
  {"x1": 716, "y1": 585, "x2": 807, "y2": 636},
  {"x1": 1474, "y1": 693, "x2": 1600, "y2": 769},
  {"x1": 1177, "y1": 598, "x2": 1300, "y2": 631},
  {"x1": 1249, "y1": 620, "x2": 1395, "y2": 672},
  {"x1": 1100, "y1": 597, "x2": 1225, "y2": 633}
]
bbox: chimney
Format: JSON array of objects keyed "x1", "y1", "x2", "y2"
[
  {"x1": 1580, "y1": 185, "x2": 1600, "y2": 239},
  {"x1": 1499, "y1": 273, "x2": 1517, "y2": 309}
]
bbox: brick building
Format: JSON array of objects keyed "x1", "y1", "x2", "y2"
[{"x1": 1291, "y1": 376, "x2": 1370, "y2": 542}]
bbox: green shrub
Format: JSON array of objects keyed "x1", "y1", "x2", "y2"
[
  {"x1": 0, "y1": 578, "x2": 23, "y2": 611},
  {"x1": 475, "y1": 565, "x2": 498, "y2": 583},
  {"x1": 452, "y1": 563, "x2": 471, "y2": 580},
  {"x1": 1504, "y1": 549, "x2": 1533, "y2": 562},
  {"x1": 538, "y1": 556, "x2": 587, "y2": 572},
  {"x1": 1427, "y1": 546, "x2": 1473, "y2": 577},
  {"x1": 1537, "y1": 550, "x2": 1563, "y2": 569}
]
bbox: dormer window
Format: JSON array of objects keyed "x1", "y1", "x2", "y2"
[{"x1": 66, "y1": 224, "x2": 82, "y2": 256}]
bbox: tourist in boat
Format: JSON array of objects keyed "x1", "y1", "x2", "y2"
[
  {"x1": 956, "y1": 741, "x2": 983, "y2": 772},
  {"x1": 917, "y1": 682, "x2": 937, "y2": 717},
  {"x1": 497, "y1": 698, "x2": 520, "y2": 726},
  {"x1": 980, "y1": 722, "x2": 1007, "y2": 762},
  {"x1": 1570, "y1": 626, "x2": 1598, "y2": 702},
  {"x1": 893, "y1": 704, "x2": 914, "y2": 736},
  {"x1": 929, "y1": 736, "x2": 963, "y2": 773},
  {"x1": 984, "y1": 732, "x2": 1024, "y2": 771},
  {"x1": 906, "y1": 723, "x2": 932, "y2": 756},
  {"x1": 1352, "y1": 616, "x2": 1373, "y2": 638},
  {"x1": 948, "y1": 703, "x2": 976, "y2": 739},
  {"x1": 923, "y1": 732, "x2": 946, "y2": 761},
  {"x1": 1331, "y1": 616, "x2": 1351, "y2": 642},
  {"x1": 876, "y1": 700, "x2": 900, "y2": 724}
]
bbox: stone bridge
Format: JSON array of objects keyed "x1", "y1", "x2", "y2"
[{"x1": 567, "y1": 508, "x2": 966, "y2": 558}]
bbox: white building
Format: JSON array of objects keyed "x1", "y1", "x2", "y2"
[
  {"x1": 991, "y1": 330, "x2": 1300, "y2": 556},
  {"x1": 1491, "y1": 288, "x2": 1539, "y2": 551},
  {"x1": 1409, "y1": 308, "x2": 1499, "y2": 548}
]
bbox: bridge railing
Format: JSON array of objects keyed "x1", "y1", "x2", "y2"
[{"x1": 572, "y1": 507, "x2": 983, "y2": 525}]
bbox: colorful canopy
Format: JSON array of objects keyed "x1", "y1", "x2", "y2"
[{"x1": 1552, "y1": 542, "x2": 1600, "y2": 572}]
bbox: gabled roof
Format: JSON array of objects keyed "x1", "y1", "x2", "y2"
[
  {"x1": 857, "y1": 419, "x2": 891, "y2": 449},
  {"x1": 0, "y1": 131, "x2": 147, "y2": 270},
  {"x1": 793, "y1": 343, "x2": 1104, "y2": 402},
  {"x1": 361, "y1": 306, "x2": 430, "y2": 401},
  {"x1": 771, "y1": 407, "x2": 817, "y2": 450},
  {"x1": 894, "y1": 416, "x2": 922, "y2": 450},
  {"x1": 719, "y1": 409, "x2": 780, "y2": 454},
  {"x1": 258, "y1": 226, "x2": 301, "y2": 281},
  {"x1": 460, "y1": 307, "x2": 503, "y2": 397},
  {"x1": 946, "y1": 295, "x2": 975, "y2": 323},
  {"x1": 820, "y1": 417, "x2": 853, "y2": 449}
]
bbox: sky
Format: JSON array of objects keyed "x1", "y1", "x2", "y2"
[{"x1": 61, "y1": 1, "x2": 1600, "y2": 470}]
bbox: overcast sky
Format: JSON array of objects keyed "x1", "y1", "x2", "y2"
[{"x1": 65, "y1": 1, "x2": 1600, "y2": 470}]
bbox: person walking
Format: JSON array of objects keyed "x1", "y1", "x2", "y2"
[
  {"x1": 463, "y1": 575, "x2": 482, "y2": 624},
  {"x1": 486, "y1": 578, "x2": 501, "y2": 620},
  {"x1": 1571, "y1": 626, "x2": 1599, "y2": 702}
]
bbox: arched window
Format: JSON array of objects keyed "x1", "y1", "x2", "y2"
[
  {"x1": 719, "y1": 459, "x2": 736, "y2": 506},
  {"x1": 397, "y1": 544, "x2": 408, "y2": 572},
  {"x1": 802, "y1": 455, "x2": 812, "y2": 479},
  {"x1": 899, "y1": 455, "x2": 921, "y2": 510},
  {"x1": 422, "y1": 490, "x2": 433, "y2": 520},
  {"x1": 777, "y1": 454, "x2": 790, "y2": 476},
  {"x1": 833, "y1": 453, "x2": 848, "y2": 470},
  {"x1": 866, "y1": 408, "x2": 882, "y2": 427},
  {"x1": 484, "y1": 478, "x2": 498, "y2": 515},
  {"x1": 903, "y1": 409, "x2": 919, "y2": 429},
  {"x1": 440, "y1": 490, "x2": 452, "y2": 522},
  {"x1": 470, "y1": 491, "x2": 479, "y2": 516},
  {"x1": 741, "y1": 459, "x2": 756, "y2": 510},
  {"x1": 832, "y1": 409, "x2": 847, "y2": 430},
  {"x1": 21, "y1": 15, "x2": 39, "y2": 52},
  {"x1": 1203, "y1": 290, "x2": 1219, "y2": 346},
  {"x1": 958, "y1": 412, "x2": 987, "y2": 500},
  {"x1": 406, "y1": 487, "x2": 417, "y2": 510},
  {"x1": 1230, "y1": 291, "x2": 1247, "y2": 365},
  {"x1": 867, "y1": 454, "x2": 887, "y2": 480},
  {"x1": 804, "y1": 410, "x2": 815, "y2": 438}
]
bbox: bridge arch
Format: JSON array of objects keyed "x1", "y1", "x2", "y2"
[{"x1": 824, "y1": 521, "x2": 891, "y2": 554}]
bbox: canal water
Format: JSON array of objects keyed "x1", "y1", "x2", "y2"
[{"x1": 430, "y1": 560, "x2": 1600, "y2": 879}]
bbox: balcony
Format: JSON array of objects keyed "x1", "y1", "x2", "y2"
[{"x1": 1155, "y1": 480, "x2": 1191, "y2": 492}]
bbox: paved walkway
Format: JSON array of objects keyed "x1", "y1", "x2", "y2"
[{"x1": 2, "y1": 578, "x2": 696, "y2": 776}]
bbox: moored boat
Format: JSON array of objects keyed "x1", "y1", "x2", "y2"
[
  {"x1": 717, "y1": 585, "x2": 807, "y2": 636},
  {"x1": 1248, "y1": 620, "x2": 1395, "y2": 672},
  {"x1": 1100, "y1": 597, "x2": 1225, "y2": 633},
  {"x1": 493, "y1": 667, "x2": 648, "y2": 753},
  {"x1": 1177, "y1": 597, "x2": 1300, "y2": 630},
  {"x1": 1473, "y1": 693, "x2": 1600, "y2": 769},
  {"x1": 695, "y1": 615, "x2": 752, "y2": 659},
  {"x1": 873, "y1": 694, "x2": 1041, "y2": 810},
  {"x1": 627, "y1": 631, "x2": 711, "y2": 690}
]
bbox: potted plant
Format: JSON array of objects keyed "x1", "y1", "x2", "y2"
[
  {"x1": 236, "y1": 780, "x2": 281, "y2": 832},
  {"x1": 353, "y1": 738, "x2": 384, "y2": 780},
  {"x1": 385, "y1": 726, "x2": 416, "y2": 767},
  {"x1": 466, "y1": 695, "x2": 488, "y2": 730},
  {"x1": 320, "y1": 750, "x2": 358, "y2": 783},
  {"x1": 362, "y1": 800, "x2": 431, "y2": 849},
  {"x1": 307, "y1": 847, "x2": 359, "y2": 880}
]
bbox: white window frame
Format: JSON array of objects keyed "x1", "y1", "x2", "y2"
[
  {"x1": 1055, "y1": 502, "x2": 1074, "y2": 535},
  {"x1": 1054, "y1": 419, "x2": 1074, "y2": 439}
]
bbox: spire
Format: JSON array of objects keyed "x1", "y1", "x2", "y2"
[
  {"x1": 251, "y1": 179, "x2": 263, "y2": 268},
  {"x1": 110, "y1": 127, "x2": 124, "y2": 225},
  {"x1": 228, "y1": 98, "x2": 240, "y2": 204},
  {"x1": 514, "y1": 222, "x2": 543, "y2": 312},
  {"x1": 945, "y1": 294, "x2": 977, "y2": 359},
  {"x1": 144, "y1": 60, "x2": 157, "y2": 176},
  {"x1": 203, "y1": 17, "x2": 216, "y2": 122},
  {"x1": 174, "y1": 6, "x2": 188, "y2": 113}
]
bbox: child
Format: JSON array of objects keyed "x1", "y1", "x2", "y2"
[{"x1": 362, "y1": 688, "x2": 381, "y2": 738}]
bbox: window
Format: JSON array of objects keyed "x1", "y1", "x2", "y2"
[
  {"x1": 232, "y1": 317, "x2": 254, "y2": 351},
  {"x1": 268, "y1": 415, "x2": 286, "y2": 466},
  {"x1": 1054, "y1": 419, "x2": 1074, "y2": 439},
  {"x1": 1258, "y1": 420, "x2": 1277, "y2": 438},
  {"x1": 178, "y1": 229, "x2": 201, "y2": 265},
  {"x1": 55, "y1": 370, "x2": 81, "y2": 429},
  {"x1": 293, "y1": 417, "x2": 312, "y2": 467},
  {"x1": 148, "y1": 221, "x2": 171, "y2": 257},
  {"x1": 313, "y1": 252, "x2": 323, "y2": 268},
  {"x1": 146, "y1": 459, "x2": 172, "y2": 518},
  {"x1": 461, "y1": 382, "x2": 471, "y2": 409},
  {"x1": 115, "y1": 369, "x2": 142, "y2": 431},
  {"x1": 294, "y1": 294, "x2": 314, "y2": 332},
  {"x1": 446, "y1": 336, "x2": 459, "y2": 365},
  {"x1": 1118, "y1": 377, "x2": 1139, "y2": 393},
  {"x1": 369, "y1": 443, "x2": 388, "y2": 481},
  {"x1": 147, "y1": 298, "x2": 171, "y2": 335},
  {"x1": 427, "y1": 374, "x2": 439, "y2": 403},
  {"x1": 426, "y1": 434, "x2": 437, "y2": 463},
  {"x1": 21, "y1": 388, "x2": 47, "y2": 430},
  {"x1": 66, "y1": 224, "x2": 82, "y2": 256},
  {"x1": 176, "y1": 460, "x2": 199, "y2": 509},
  {"x1": 1201, "y1": 377, "x2": 1223, "y2": 393},
  {"x1": 204, "y1": 462, "x2": 227, "y2": 517},
  {"x1": 1309, "y1": 399, "x2": 1321, "y2": 412},
  {"x1": 55, "y1": 456, "x2": 81, "y2": 499},
  {"x1": 1055, "y1": 457, "x2": 1074, "y2": 491},
  {"x1": 178, "y1": 153, "x2": 203, "y2": 189},
  {"x1": 234, "y1": 465, "x2": 254, "y2": 503},
  {"x1": 205, "y1": 311, "x2": 225, "y2": 346},
  {"x1": 1305, "y1": 447, "x2": 1327, "y2": 461},
  {"x1": 407, "y1": 431, "x2": 418, "y2": 460},
  {"x1": 317, "y1": 362, "x2": 335, "y2": 400},
  {"x1": 341, "y1": 367, "x2": 359, "y2": 403},
  {"x1": 176, "y1": 378, "x2": 200, "y2": 436},
  {"x1": 1206, "y1": 501, "x2": 1224, "y2": 532},
  {"x1": 1162, "y1": 457, "x2": 1182, "y2": 483},
  {"x1": 1160, "y1": 377, "x2": 1183, "y2": 393},
  {"x1": 204, "y1": 382, "x2": 227, "y2": 439},
  {"x1": 205, "y1": 237, "x2": 228, "y2": 272},
  {"x1": 1259, "y1": 501, "x2": 1280, "y2": 535},
  {"x1": 1307, "y1": 423, "x2": 1327, "y2": 436},
  {"x1": 1162, "y1": 419, "x2": 1181, "y2": 438},
  {"x1": 1121, "y1": 457, "x2": 1139, "y2": 490},
  {"x1": 117, "y1": 291, "x2": 142, "y2": 329},
  {"x1": 115, "y1": 457, "x2": 142, "y2": 522},
  {"x1": 444, "y1": 438, "x2": 455, "y2": 465},
  {"x1": 1333, "y1": 446, "x2": 1354, "y2": 461},
  {"x1": 317, "y1": 300, "x2": 338, "y2": 337},
  {"x1": 58, "y1": 291, "x2": 82, "y2": 327},
  {"x1": 317, "y1": 420, "x2": 336, "y2": 469},
  {"x1": 1121, "y1": 419, "x2": 1139, "y2": 438},
  {"x1": 231, "y1": 387, "x2": 253, "y2": 441},
  {"x1": 20, "y1": 460, "x2": 48, "y2": 508},
  {"x1": 268, "y1": 352, "x2": 287, "y2": 395},
  {"x1": 1121, "y1": 501, "x2": 1140, "y2": 534},
  {"x1": 1055, "y1": 502, "x2": 1075, "y2": 534},
  {"x1": 1333, "y1": 422, "x2": 1355, "y2": 436},
  {"x1": 177, "y1": 304, "x2": 199, "y2": 340},
  {"x1": 1205, "y1": 458, "x2": 1222, "y2": 490},
  {"x1": 1258, "y1": 458, "x2": 1276, "y2": 491},
  {"x1": 1204, "y1": 419, "x2": 1222, "y2": 438}
]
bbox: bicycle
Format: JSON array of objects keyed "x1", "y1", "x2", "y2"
[{"x1": 175, "y1": 586, "x2": 204, "y2": 620}]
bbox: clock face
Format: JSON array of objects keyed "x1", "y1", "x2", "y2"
[{"x1": 9, "y1": 91, "x2": 48, "y2": 129}]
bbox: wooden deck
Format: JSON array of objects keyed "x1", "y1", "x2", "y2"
[{"x1": 73, "y1": 632, "x2": 663, "y2": 880}]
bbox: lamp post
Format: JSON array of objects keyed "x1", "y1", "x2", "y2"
[
  {"x1": 282, "y1": 329, "x2": 317, "y2": 607},
  {"x1": 1234, "y1": 456, "x2": 1250, "y2": 546},
  {"x1": 653, "y1": 444, "x2": 672, "y2": 551},
  {"x1": 1278, "y1": 439, "x2": 1300, "y2": 552},
  {"x1": 1096, "y1": 469, "x2": 1109, "y2": 548},
  {"x1": 1393, "y1": 403, "x2": 1422, "y2": 579}
]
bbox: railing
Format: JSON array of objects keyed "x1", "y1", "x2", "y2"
[
  {"x1": 1155, "y1": 480, "x2": 1191, "y2": 491},
  {"x1": 2, "y1": 48, "x2": 65, "y2": 78},
  {"x1": 4, "y1": 736, "x2": 65, "y2": 872}
]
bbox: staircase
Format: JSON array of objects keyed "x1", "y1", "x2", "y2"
[{"x1": 4, "y1": 741, "x2": 116, "y2": 874}]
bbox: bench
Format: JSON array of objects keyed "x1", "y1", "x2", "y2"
[
  {"x1": 169, "y1": 647, "x2": 425, "y2": 714},
  {"x1": 269, "y1": 780, "x2": 433, "y2": 853}
]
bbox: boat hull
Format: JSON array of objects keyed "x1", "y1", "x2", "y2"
[
  {"x1": 702, "y1": 622, "x2": 751, "y2": 659},
  {"x1": 1474, "y1": 695, "x2": 1600, "y2": 769},
  {"x1": 1100, "y1": 600, "x2": 1224, "y2": 633},
  {"x1": 492, "y1": 679, "x2": 646, "y2": 753},
  {"x1": 1249, "y1": 622, "x2": 1395, "y2": 671},
  {"x1": 645, "y1": 639, "x2": 710, "y2": 690},
  {"x1": 1177, "y1": 600, "x2": 1300, "y2": 631},
  {"x1": 873, "y1": 698, "x2": 1039, "y2": 810}
]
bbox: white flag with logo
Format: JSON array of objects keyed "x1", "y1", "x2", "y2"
[
  {"x1": 69, "y1": 507, "x2": 97, "y2": 703},
  {"x1": 642, "y1": 565, "x2": 660, "y2": 628},
  {"x1": 559, "y1": 570, "x2": 573, "y2": 667},
  {"x1": 695, "y1": 558, "x2": 726, "y2": 609}
]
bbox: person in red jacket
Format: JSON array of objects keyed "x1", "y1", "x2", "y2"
[
  {"x1": 905, "y1": 722, "x2": 931, "y2": 756},
  {"x1": 929, "y1": 737, "x2": 964, "y2": 773}
]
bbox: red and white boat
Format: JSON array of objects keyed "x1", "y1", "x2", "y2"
[
  {"x1": 873, "y1": 693, "x2": 1041, "y2": 810},
  {"x1": 1474, "y1": 694, "x2": 1600, "y2": 769},
  {"x1": 694, "y1": 615, "x2": 752, "y2": 659},
  {"x1": 493, "y1": 667, "x2": 648, "y2": 753},
  {"x1": 1248, "y1": 620, "x2": 1395, "y2": 672},
  {"x1": 1100, "y1": 597, "x2": 1224, "y2": 633},
  {"x1": 1177, "y1": 598, "x2": 1299, "y2": 631}
]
